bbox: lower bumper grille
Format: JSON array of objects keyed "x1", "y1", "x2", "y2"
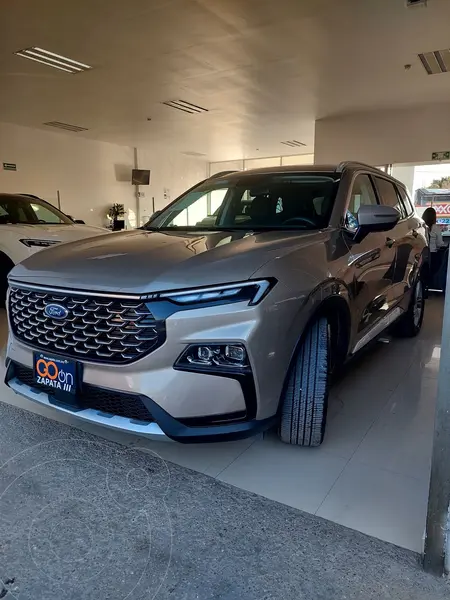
[{"x1": 11, "y1": 363, "x2": 154, "y2": 423}]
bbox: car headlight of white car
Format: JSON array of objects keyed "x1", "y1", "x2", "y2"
[{"x1": 19, "y1": 239, "x2": 61, "y2": 248}]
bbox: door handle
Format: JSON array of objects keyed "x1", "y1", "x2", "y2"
[
  {"x1": 351, "y1": 248, "x2": 381, "y2": 268},
  {"x1": 386, "y1": 237, "x2": 395, "y2": 248}
]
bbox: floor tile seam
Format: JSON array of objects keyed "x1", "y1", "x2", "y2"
[
  {"x1": 213, "y1": 435, "x2": 261, "y2": 479},
  {"x1": 314, "y1": 382, "x2": 404, "y2": 515},
  {"x1": 343, "y1": 454, "x2": 432, "y2": 485}
]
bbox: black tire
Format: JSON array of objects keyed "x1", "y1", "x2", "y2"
[
  {"x1": 279, "y1": 317, "x2": 329, "y2": 447},
  {"x1": 0, "y1": 253, "x2": 14, "y2": 308},
  {"x1": 393, "y1": 277, "x2": 425, "y2": 338}
]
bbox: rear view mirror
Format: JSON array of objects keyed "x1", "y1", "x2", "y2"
[{"x1": 353, "y1": 205, "x2": 400, "y2": 242}]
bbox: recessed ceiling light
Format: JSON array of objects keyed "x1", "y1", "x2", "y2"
[
  {"x1": 181, "y1": 150, "x2": 207, "y2": 157},
  {"x1": 281, "y1": 140, "x2": 307, "y2": 148},
  {"x1": 418, "y1": 49, "x2": 450, "y2": 75},
  {"x1": 14, "y1": 47, "x2": 92, "y2": 74},
  {"x1": 163, "y1": 99, "x2": 208, "y2": 114},
  {"x1": 43, "y1": 121, "x2": 88, "y2": 132}
]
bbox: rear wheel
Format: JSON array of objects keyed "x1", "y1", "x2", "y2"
[
  {"x1": 393, "y1": 277, "x2": 425, "y2": 338},
  {"x1": 279, "y1": 317, "x2": 330, "y2": 447},
  {"x1": 0, "y1": 254, "x2": 14, "y2": 308}
]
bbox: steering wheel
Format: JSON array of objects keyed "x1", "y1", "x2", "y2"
[{"x1": 281, "y1": 216, "x2": 317, "y2": 228}]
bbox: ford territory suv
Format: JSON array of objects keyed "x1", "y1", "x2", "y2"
[{"x1": 5, "y1": 163, "x2": 427, "y2": 446}]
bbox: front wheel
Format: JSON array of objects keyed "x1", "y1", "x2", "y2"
[
  {"x1": 279, "y1": 318, "x2": 330, "y2": 447},
  {"x1": 393, "y1": 278, "x2": 425, "y2": 338}
]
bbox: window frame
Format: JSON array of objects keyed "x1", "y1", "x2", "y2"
[
  {"x1": 373, "y1": 175, "x2": 406, "y2": 220},
  {"x1": 342, "y1": 171, "x2": 380, "y2": 233}
]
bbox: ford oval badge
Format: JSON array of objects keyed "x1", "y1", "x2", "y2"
[{"x1": 44, "y1": 303, "x2": 69, "y2": 320}]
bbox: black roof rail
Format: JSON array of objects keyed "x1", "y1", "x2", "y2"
[
  {"x1": 336, "y1": 161, "x2": 377, "y2": 173},
  {"x1": 209, "y1": 170, "x2": 238, "y2": 179},
  {"x1": 336, "y1": 162, "x2": 407, "y2": 189}
]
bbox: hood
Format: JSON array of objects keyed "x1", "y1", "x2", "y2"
[
  {"x1": 5, "y1": 223, "x2": 109, "y2": 243},
  {"x1": 10, "y1": 228, "x2": 325, "y2": 294}
]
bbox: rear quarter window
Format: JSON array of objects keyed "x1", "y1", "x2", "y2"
[{"x1": 374, "y1": 177, "x2": 406, "y2": 219}]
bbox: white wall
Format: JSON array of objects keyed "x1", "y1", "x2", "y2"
[
  {"x1": 209, "y1": 153, "x2": 315, "y2": 175},
  {"x1": 0, "y1": 122, "x2": 135, "y2": 227},
  {"x1": 0, "y1": 122, "x2": 209, "y2": 228},
  {"x1": 137, "y1": 147, "x2": 208, "y2": 224},
  {"x1": 391, "y1": 165, "x2": 415, "y2": 195},
  {"x1": 314, "y1": 104, "x2": 450, "y2": 166}
]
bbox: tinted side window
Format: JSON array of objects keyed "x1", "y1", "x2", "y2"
[
  {"x1": 375, "y1": 177, "x2": 405, "y2": 218},
  {"x1": 396, "y1": 186, "x2": 414, "y2": 216},
  {"x1": 345, "y1": 174, "x2": 378, "y2": 230}
]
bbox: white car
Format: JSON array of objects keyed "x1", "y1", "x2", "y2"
[{"x1": 0, "y1": 193, "x2": 109, "y2": 304}]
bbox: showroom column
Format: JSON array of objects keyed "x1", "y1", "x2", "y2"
[
  {"x1": 133, "y1": 147, "x2": 140, "y2": 226},
  {"x1": 424, "y1": 261, "x2": 450, "y2": 575}
]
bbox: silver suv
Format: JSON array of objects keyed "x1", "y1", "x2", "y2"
[{"x1": 5, "y1": 163, "x2": 427, "y2": 446}]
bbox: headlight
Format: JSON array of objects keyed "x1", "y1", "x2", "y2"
[
  {"x1": 20, "y1": 239, "x2": 61, "y2": 248},
  {"x1": 159, "y1": 279, "x2": 275, "y2": 307}
]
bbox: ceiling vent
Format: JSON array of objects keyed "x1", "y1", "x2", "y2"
[
  {"x1": 281, "y1": 140, "x2": 307, "y2": 148},
  {"x1": 43, "y1": 121, "x2": 89, "y2": 132},
  {"x1": 14, "y1": 47, "x2": 92, "y2": 74},
  {"x1": 418, "y1": 49, "x2": 450, "y2": 75},
  {"x1": 163, "y1": 100, "x2": 208, "y2": 114}
]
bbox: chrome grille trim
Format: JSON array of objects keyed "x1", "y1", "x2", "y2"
[
  {"x1": 9, "y1": 286, "x2": 166, "y2": 365},
  {"x1": 8, "y1": 279, "x2": 149, "y2": 300}
]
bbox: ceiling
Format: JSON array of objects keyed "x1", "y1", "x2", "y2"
[{"x1": 1, "y1": 0, "x2": 450, "y2": 161}]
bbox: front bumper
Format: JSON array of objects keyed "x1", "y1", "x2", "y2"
[
  {"x1": 5, "y1": 359, "x2": 276, "y2": 442},
  {"x1": 5, "y1": 295, "x2": 288, "y2": 442},
  {"x1": 5, "y1": 269, "x2": 311, "y2": 442}
]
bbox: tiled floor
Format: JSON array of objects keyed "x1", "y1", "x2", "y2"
[{"x1": 0, "y1": 297, "x2": 443, "y2": 553}]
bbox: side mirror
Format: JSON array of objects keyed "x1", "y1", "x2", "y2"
[
  {"x1": 353, "y1": 205, "x2": 400, "y2": 243},
  {"x1": 74, "y1": 219, "x2": 86, "y2": 224}
]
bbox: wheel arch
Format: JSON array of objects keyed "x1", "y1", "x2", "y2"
[
  {"x1": 315, "y1": 294, "x2": 352, "y2": 368},
  {"x1": 277, "y1": 282, "x2": 352, "y2": 411}
]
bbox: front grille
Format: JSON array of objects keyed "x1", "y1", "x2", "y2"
[
  {"x1": 12, "y1": 363, "x2": 154, "y2": 422},
  {"x1": 9, "y1": 286, "x2": 165, "y2": 364}
]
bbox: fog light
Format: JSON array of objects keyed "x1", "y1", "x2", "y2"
[
  {"x1": 198, "y1": 346, "x2": 216, "y2": 361},
  {"x1": 178, "y1": 343, "x2": 249, "y2": 370},
  {"x1": 225, "y1": 345, "x2": 246, "y2": 363}
]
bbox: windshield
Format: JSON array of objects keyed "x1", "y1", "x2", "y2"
[
  {"x1": 0, "y1": 195, "x2": 73, "y2": 225},
  {"x1": 146, "y1": 173, "x2": 338, "y2": 231}
]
